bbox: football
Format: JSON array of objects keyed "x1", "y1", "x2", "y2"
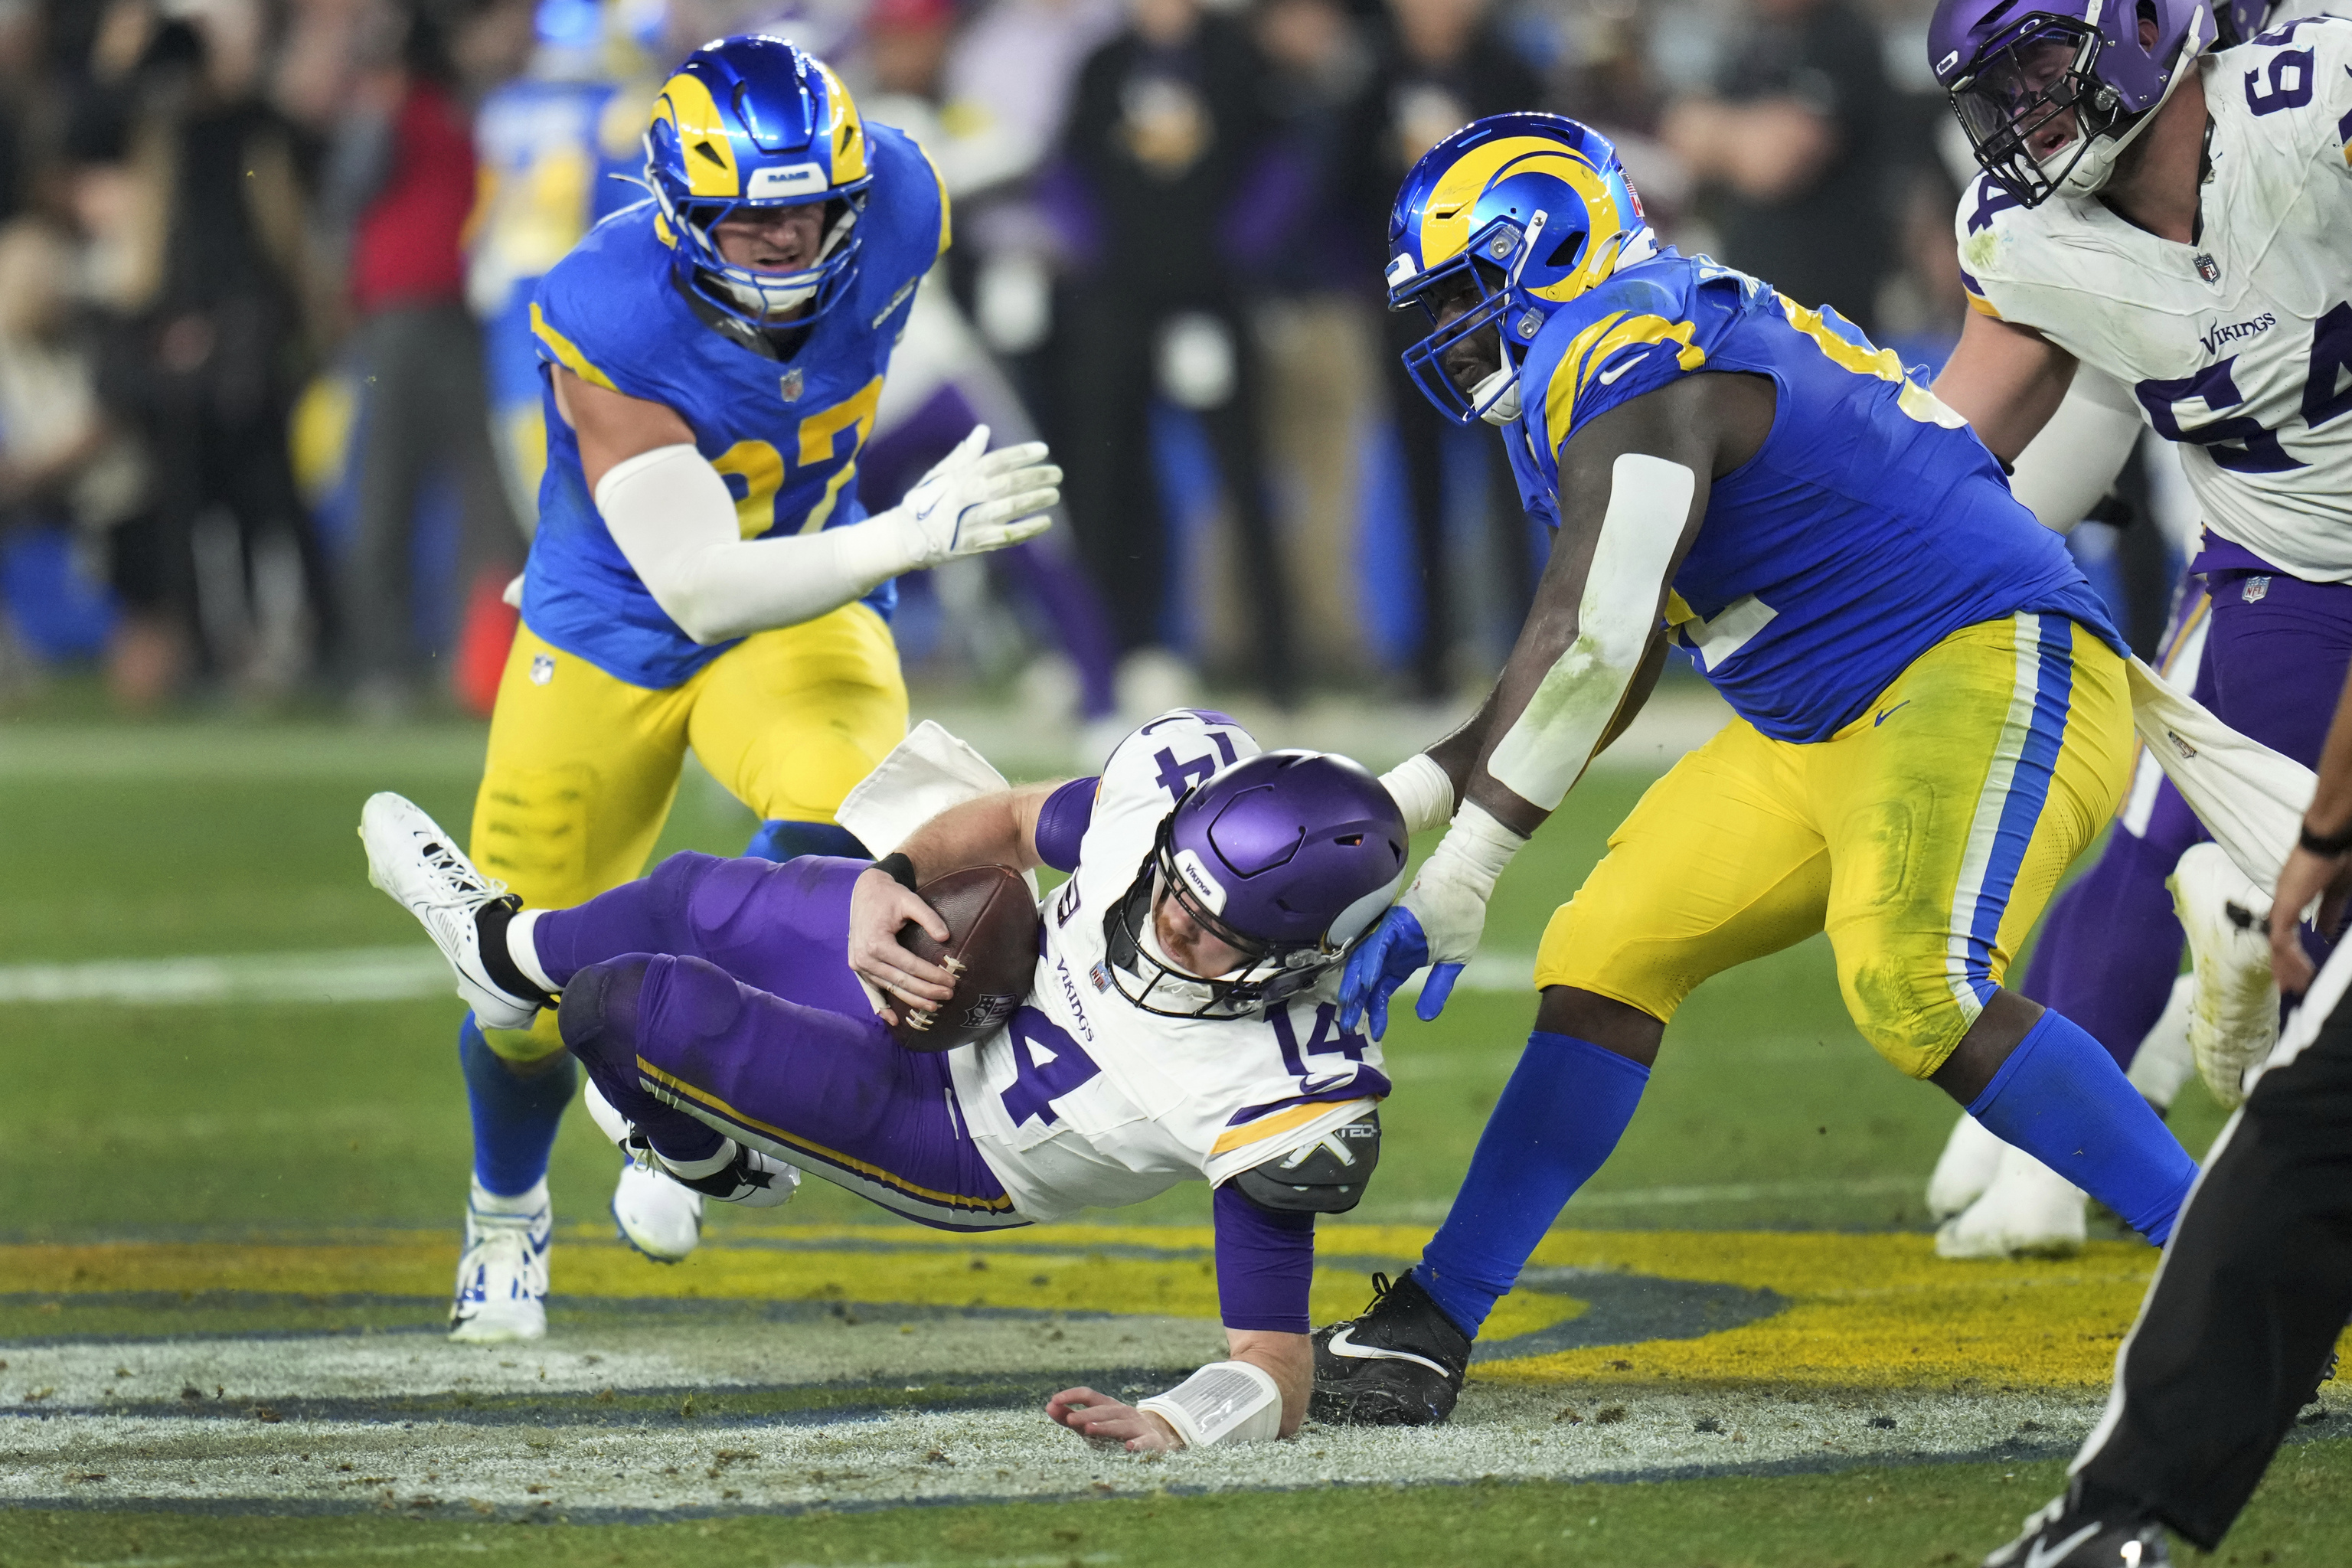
[{"x1": 889, "y1": 864, "x2": 1042, "y2": 1052}]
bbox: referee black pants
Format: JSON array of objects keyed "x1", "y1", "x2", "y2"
[{"x1": 2073, "y1": 945, "x2": 2352, "y2": 1549}]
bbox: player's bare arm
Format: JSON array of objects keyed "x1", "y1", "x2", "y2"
[
  {"x1": 1932, "y1": 308, "x2": 2079, "y2": 464},
  {"x1": 1048, "y1": 1327, "x2": 1312, "y2": 1451},
  {"x1": 1434, "y1": 374, "x2": 1759, "y2": 835}
]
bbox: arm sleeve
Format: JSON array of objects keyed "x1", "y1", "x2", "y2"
[
  {"x1": 2006, "y1": 367, "x2": 2145, "y2": 534},
  {"x1": 1033, "y1": 777, "x2": 1099, "y2": 873},
  {"x1": 596, "y1": 445, "x2": 915, "y2": 643},
  {"x1": 1212, "y1": 1181, "x2": 1315, "y2": 1334}
]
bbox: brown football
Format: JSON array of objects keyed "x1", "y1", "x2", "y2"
[{"x1": 889, "y1": 864, "x2": 1042, "y2": 1051}]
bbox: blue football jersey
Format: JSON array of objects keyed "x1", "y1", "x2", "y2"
[
  {"x1": 522, "y1": 122, "x2": 948, "y2": 690},
  {"x1": 1504, "y1": 250, "x2": 2123, "y2": 743}
]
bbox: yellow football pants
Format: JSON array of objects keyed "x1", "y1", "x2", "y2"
[
  {"x1": 470, "y1": 605, "x2": 908, "y2": 1062},
  {"x1": 1536, "y1": 612, "x2": 2133, "y2": 1078}
]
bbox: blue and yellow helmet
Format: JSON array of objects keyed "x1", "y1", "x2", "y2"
[
  {"x1": 1386, "y1": 113, "x2": 1653, "y2": 426},
  {"x1": 643, "y1": 35, "x2": 872, "y2": 327}
]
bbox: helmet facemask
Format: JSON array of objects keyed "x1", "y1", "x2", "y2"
[
  {"x1": 655, "y1": 174, "x2": 869, "y2": 327},
  {"x1": 1946, "y1": 5, "x2": 2210, "y2": 208},
  {"x1": 1101, "y1": 817, "x2": 1349, "y2": 1021},
  {"x1": 1390, "y1": 212, "x2": 1568, "y2": 428}
]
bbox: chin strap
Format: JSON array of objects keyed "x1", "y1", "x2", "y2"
[{"x1": 1469, "y1": 210, "x2": 1549, "y2": 426}]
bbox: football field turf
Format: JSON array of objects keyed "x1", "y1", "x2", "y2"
[{"x1": 5, "y1": 701, "x2": 2346, "y2": 1566}]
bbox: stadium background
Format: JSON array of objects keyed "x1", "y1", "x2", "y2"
[{"x1": 1, "y1": 0, "x2": 2342, "y2": 1564}]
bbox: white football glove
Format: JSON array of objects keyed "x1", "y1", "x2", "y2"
[
  {"x1": 1398, "y1": 800, "x2": 1524, "y2": 965},
  {"x1": 872, "y1": 424, "x2": 1059, "y2": 569}
]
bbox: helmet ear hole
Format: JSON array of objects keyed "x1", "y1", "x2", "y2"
[{"x1": 1544, "y1": 232, "x2": 1586, "y2": 270}]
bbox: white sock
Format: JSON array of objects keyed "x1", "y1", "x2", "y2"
[
  {"x1": 507, "y1": 909, "x2": 560, "y2": 994},
  {"x1": 469, "y1": 1174, "x2": 549, "y2": 1217}
]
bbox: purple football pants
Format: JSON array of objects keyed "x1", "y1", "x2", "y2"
[
  {"x1": 534, "y1": 851, "x2": 1021, "y2": 1231},
  {"x1": 2021, "y1": 568, "x2": 2352, "y2": 1069}
]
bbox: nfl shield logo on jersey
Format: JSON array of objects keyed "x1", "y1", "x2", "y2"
[
  {"x1": 780, "y1": 369, "x2": 805, "y2": 403},
  {"x1": 2195, "y1": 253, "x2": 2220, "y2": 283}
]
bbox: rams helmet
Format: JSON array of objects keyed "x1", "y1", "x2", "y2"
[
  {"x1": 643, "y1": 35, "x2": 872, "y2": 327},
  {"x1": 1385, "y1": 113, "x2": 1654, "y2": 427}
]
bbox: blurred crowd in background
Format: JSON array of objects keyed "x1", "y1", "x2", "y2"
[{"x1": 0, "y1": 0, "x2": 2192, "y2": 729}]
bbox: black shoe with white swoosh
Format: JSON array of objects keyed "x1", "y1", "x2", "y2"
[
  {"x1": 1983, "y1": 1486, "x2": 2171, "y2": 1568},
  {"x1": 1309, "y1": 1270, "x2": 1472, "y2": 1426}
]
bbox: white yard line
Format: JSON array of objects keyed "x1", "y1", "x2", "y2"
[{"x1": 0, "y1": 947, "x2": 449, "y2": 1006}]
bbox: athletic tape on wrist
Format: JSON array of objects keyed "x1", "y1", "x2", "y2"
[
  {"x1": 1379, "y1": 753, "x2": 1455, "y2": 835},
  {"x1": 1135, "y1": 1360, "x2": 1282, "y2": 1447},
  {"x1": 1429, "y1": 799, "x2": 1524, "y2": 899}
]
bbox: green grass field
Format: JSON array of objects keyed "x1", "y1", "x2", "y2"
[{"x1": 3, "y1": 698, "x2": 2337, "y2": 1567}]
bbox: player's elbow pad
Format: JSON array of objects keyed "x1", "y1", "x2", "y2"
[{"x1": 596, "y1": 445, "x2": 892, "y2": 644}]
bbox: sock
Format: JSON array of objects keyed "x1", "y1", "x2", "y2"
[
  {"x1": 1967, "y1": 1008, "x2": 2198, "y2": 1244},
  {"x1": 743, "y1": 819, "x2": 868, "y2": 863},
  {"x1": 458, "y1": 1015, "x2": 579, "y2": 1197},
  {"x1": 472, "y1": 901, "x2": 554, "y2": 1007},
  {"x1": 469, "y1": 1174, "x2": 547, "y2": 1217},
  {"x1": 506, "y1": 908, "x2": 559, "y2": 993},
  {"x1": 1413, "y1": 1032, "x2": 1651, "y2": 1337}
]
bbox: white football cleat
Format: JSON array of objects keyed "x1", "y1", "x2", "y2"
[
  {"x1": 449, "y1": 1179, "x2": 551, "y2": 1342},
  {"x1": 2170, "y1": 842, "x2": 2278, "y2": 1110},
  {"x1": 360, "y1": 792, "x2": 545, "y2": 1030},
  {"x1": 583, "y1": 1079, "x2": 798, "y2": 1246},
  {"x1": 1935, "y1": 1144, "x2": 2087, "y2": 1260},
  {"x1": 2125, "y1": 972, "x2": 2199, "y2": 1112},
  {"x1": 1927, "y1": 1111, "x2": 2006, "y2": 1221},
  {"x1": 612, "y1": 1159, "x2": 704, "y2": 1264}
]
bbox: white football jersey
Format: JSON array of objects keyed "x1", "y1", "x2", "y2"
[
  {"x1": 1956, "y1": 16, "x2": 2352, "y2": 580},
  {"x1": 946, "y1": 712, "x2": 1389, "y2": 1223}
]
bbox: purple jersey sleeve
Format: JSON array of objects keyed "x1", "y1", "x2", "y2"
[
  {"x1": 1212, "y1": 1181, "x2": 1315, "y2": 1334},
  {"x1": 1033, "y1": 776, "x2": 1099, "y2": 874}
]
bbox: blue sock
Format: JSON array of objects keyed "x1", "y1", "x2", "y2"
[
  {"x1": 743, "y1": 819, "x2": 869, "y2": 863},
  {"x1": 1413, "y1": 1032, "x2": 1651, "y2": 1337},
  {"x1": 458, "y1": 1015, "x2": 579, "y2": 1197},
  {"x1": 1968, "y1": 1008, "x2": 2197, "y2": 1244}
]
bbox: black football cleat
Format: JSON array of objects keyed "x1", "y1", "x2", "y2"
[
  {"x1": 1983, "y1": 1485, "x2": 2171, "y2": 1568},
  {"x1": 1310, "y1": 1270, "x2": 1472, "y2": 1426}
]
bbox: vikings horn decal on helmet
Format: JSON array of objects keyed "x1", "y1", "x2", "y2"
[
  {"x1": 1928, "y1": 0, "x2": 2217, "y2": 210},
  {"x1": 1385, "y1": 113, "x2": 1655, "y2": 429},
  {"x1": 643, "y1": 34, "x2": 874, "y2": 327},
  {"x1": 1104, "y1": 751, "x2": 1410, "y2": 1021}
]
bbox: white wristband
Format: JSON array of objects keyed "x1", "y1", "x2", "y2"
[
  {"x1": 1427, "y1": 799, "x2": 1523, "y2": 903},
  {"x1": 1135, "y1": 1360, "x2": 1282, "y2": 1447},
  {"x1": 1379, "y1": 753, "x2": 1455, "y2": 835}
]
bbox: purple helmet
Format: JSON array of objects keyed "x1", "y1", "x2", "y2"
[
  {"x1": 1929, "y1": 0, "x2": 2216, "y2": 207},
  {"x1": 1104, "y1": 750, "x2": 1410, "y2": 1020}
]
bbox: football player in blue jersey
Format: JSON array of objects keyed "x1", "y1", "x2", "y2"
[
  {"x1": 444, "y1": 34, "x2": 1060, "y2": 1343},
  {"x1": 1312, "y1": 113, "x2": 2202, "y2": 1423}
]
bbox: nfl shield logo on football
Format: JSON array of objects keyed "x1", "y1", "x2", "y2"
[
  {"x1": 2194, "y1": 253, "x2": 2220, "y2": 283},
  {"x1": 780, "y1": 368, "x2": 805, "y2": 403},
  {"x1": 529, "y1": 654, "x2": 555, "y2": 686}
]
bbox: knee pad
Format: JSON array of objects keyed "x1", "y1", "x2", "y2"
[{"x1": 557, "y1": 956, "x2": 652, "y2": 1067}]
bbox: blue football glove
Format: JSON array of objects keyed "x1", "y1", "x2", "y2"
[{"x1": 1338, "y1": 906, "x2": 1466, "y2": 1040}]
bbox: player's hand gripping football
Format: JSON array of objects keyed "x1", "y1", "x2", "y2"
[
  {"x1": 848, "y1": 867, "x2": 956, "y2": 1026},
  {"x1": 885, "y1": 424, "x2": 1060, "y2": 567}
]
